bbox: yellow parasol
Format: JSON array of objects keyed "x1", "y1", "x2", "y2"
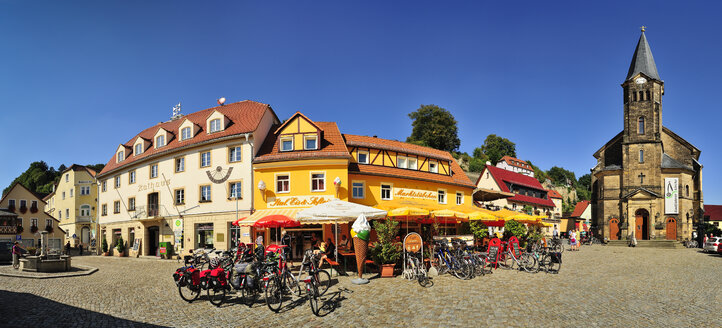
[
  {"x1": 468, "y1": 211, "x2": 498, "y2": 221},
  {"x1": 506, "y1": 213, "x2": 538, "y2": 224},
  {"x1": 491, "y1": 208, "x2": 520, "y2": 219},
  {"x1": 387, "y1": 207, "x2": 430, "y2": 217},
  {"x1": 431, "y1": 209, "x2": 468, "y2": 219}
]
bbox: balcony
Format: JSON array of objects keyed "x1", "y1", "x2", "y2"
[
  {"x1": 0, "y1": 225, "x2": 18, "y2": 235},
  {"x1": 131, "y1": 205, "x2": 172, "y2": 220},
  {"x1": 76, "y1": 217, "x2": 92, "y2": 223}
]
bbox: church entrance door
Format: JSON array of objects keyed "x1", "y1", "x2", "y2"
[
  {"x1": 635, "y1": 209, "x2": 649, "y2": 240},
  {"x1": 609, "y1": 218, "x2": 619, "y2": 240},
  {"x1": 666, "y1": 218, "x2": 677, "y2": 240}
]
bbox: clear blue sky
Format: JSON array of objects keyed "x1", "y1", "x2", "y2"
[{"x1": 1, "y1": 1, "x2": 721, "y2": 203}]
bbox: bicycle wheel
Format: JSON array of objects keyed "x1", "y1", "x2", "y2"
[
  {"x1": 520, "y1": 253, "x2": 538, "y2": 273},
  {"x1": 434, "y1": 254, "x2": 449, "y2": 275},
  {"x1": 546, "y1": 253, "x2": 561, "y2": 273},
  {"x1": 450, "y1": 258, "x2": 470, "y2": 280},
  {"x1": 314, "y1": 269, "x2": 331, "y2": 296},
  {"x1": 207, "y1": 279, "x2": 226, "y2": 307},
  {"x1": 178, "y1": 278, "x2": 201, "y2": 302},
  {"x1": 308, "y1": 281, "x2": 320, "y2": 316},
  {"x1": 264, "y1": 277, "x2": 283, "y2": 312},
  {"x1": 283, "y1": 271, "x2": 302, "y2": 297},
  {"x1": 539, "y1": 254, "x2": 552, "y2": 273},
  {"x1": 500, "y1": 252, "x2": 512, "y2": 270}
]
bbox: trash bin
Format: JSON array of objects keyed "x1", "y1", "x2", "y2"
[{"x1": 159, "y1": 242, "x2": 173, "y2": 259}]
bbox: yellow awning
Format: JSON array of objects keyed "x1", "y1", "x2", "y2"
[
  {"x1": 492, "y1": 208, "x2": 520, "y2": 218},
  {"x1": 506, "y1": 213, "x2": 538, "y2": 223},
  {"x1": 237, "y1": 208, "x2": 301, "y2": 226},
  {"x1": 387, "y1": 207, "x2": 430, "y2": 217},
  {"x1": 468, "y1": 211, "x2": 497, "y2": 221},
  {"x1": 431, "y1": 209, "x2": 468, "y2": 219}
]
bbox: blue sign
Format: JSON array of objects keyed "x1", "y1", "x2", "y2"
[
  {"x1": 16, "y1": 235, "x2": 21, "y2": 241},
  {"x1": 72, "y1": 234, "x2": 77, "y2": 239}
]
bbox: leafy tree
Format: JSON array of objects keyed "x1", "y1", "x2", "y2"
[
  {"x1": 522, "y1": 205, "x2": 534, "y2": 215},
  {"x1": 86, "y1": 163, "x2": 105, "y2": 173},
  {"x1": 578, "y1": 174, "x2": 591, "y2": 190},
  {"x1": 479, "y1": 134, "x2": 516, "y2": 165},
  {"x1": 547, "y1": 166, "x2": 577, "y2": 187},
  {"x1": 700, "y1": 223, "x2": 722, "y2": 237},
  {"x1": 406, "y1": 104, "x2": 461, "y2": 152},
  {"x1": 468, "y1": 157, "x2": 487, "y2": 173},
  {"x1": 469, "y1": 221, "x2": 489, "y2": 242},
  {"x1": 370, "y1": 219, "x2": 401, "y2": 264},
  {"x1": 503, "y1": 220, "x2": 527, "y2": 240},
  {"x1": 2, "y1": 161, "x2": 58, "y2": 197}
]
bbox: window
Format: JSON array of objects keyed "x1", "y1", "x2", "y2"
[
  {"x1": 31, "y1": 201, "x2": 37, "y2": 209},
  {"x1": 62, "y1": 192, "x2": 66, "y2": 200},
  {"x1": 175, "y1": 189, "x2": 185, "y2": 205},
  {"x1": 276, "y1": 175, "x2": 290, "y2": 193},
  {"x1": 646, "y1": 90, "x2": 651, "y2": 100},
  {"x1": 280, "y1": 137, "x2": 293, "y2": 151},
  {"x1": 429, "y1": 161, "x2": 438, "y2": 173},
  {"x1": 80, "y1": 205, "x2": 91, "y2": 217},
  {"x1": 8, "y1": 200, "x2": 15, "y2": 208},
  {"x1": 17, "y1": 218, "x2": 22, "y2": 227},
  {"x1": 31, "y1": 218, "x2": 38, "y2": 227},
  {"x1": 65, "y1": 208, "x2": 69, "y2": 218},
  {"x1": 181, "y1": 127, "x2": 192, "y2": 140},
  {"x1": 102, "y1": 180, "x2": 107, "y2": 192},
  {"x1": 200, "y1": 151, "x2": 211, "y2": 168},
  {"x1": 129, "y1": 170, "x2": 136, "y2": 184},
  {"x1": 58, "y1": 211, "x2": 62, "y2": 219},
  {"x1": 456, "y1": 192, "x2": 463, "y2": 205},
  {"x1": 101, "y1": 204, "x2": 107, "y2": 216},
  {"x1": 311, "y1": 173, "x2": 325, "y2": 192},
  {"x1": 114, "y1": 176, "x2": 121, "y2": 188},
  {"x1": 135, "y1": 143, "x2": 143, "y2": 155},
  {"x1": 150, "y1": 164, "x2": 158, "y2": 178},
  {"x1": 638, "y1": 117, "x2": 645, "y2": 135},
  {"x1": 200, "y1": 185, "x2": 212, "y2": 202},
  {"x1": 639, "y1": 149, "x2": 644, "y2": 163},
  {"x1": 686, "y1": 185, "x2": 690, "y2": 197},
  {"x1": 156, "y1": 135, "x2": 165, "y2": 148},
  {"x1": 19, "y1": 200, "x2": 26, "y2": 208},
  {"x1": 358, "y1": 150, "x2": 369, "y2": 164},
  {"x1": 229, "y1": 182, "x2": 242, "y2": 199},
  {"x1": 438, "y1": 190, "x2": 447, "y2": 204},
  {"x1": 408, "y1": 157, "x2": 418, "y2": 170},
  {"x1": 113, "y1": 201, "x2": 120, "y2": 214},
  {"x1": 209, "y1": 118, "x2": 221, "y2": 133},
  {"x1": 69, "y1": 189, "x2": 73, "y2": 197},
  {"x1": 80, "y1": 186, "x2": 90, "y2": 195},
  {"x1": 65, "y1": 174, "x2": 69, "y2": 182},
  {"x1": 397, "y1": 156, "x2": 407, "y2": 169},
  {"x1": 352, "y1": 182, "x2": 365, "y2": 199},
  {"x1": 128, "y1": 197, "x2": 135, "y2": 211},
  {"x1": 175, "y1": 157, "x2": 185, "y2": 172},
  {"x1": 117, "y1": 151, "x2": 124, "y2": 163},
  {"x1": 304, "y1": 135, "x2": 318, "y2": 150},
  {"x1": 46, "y1": 219, "x2": 52, "y2": 229},
  {"x1": 229, "y1": 146, "x2": 242, "y2": 162},
  {"x1": 381, "y1": 184, "x2": 392, "y2": 200}
]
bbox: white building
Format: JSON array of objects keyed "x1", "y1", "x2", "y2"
[{"x1": 496, "y1": 156, "x2": 534, "y2": 177}]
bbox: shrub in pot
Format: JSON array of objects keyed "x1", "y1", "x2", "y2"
[
  {"x1": 370, "y1": 219, "x2": 401, "y2": 277},
  {"x1": 116, "y1": 235, "x2": 126, "y2": 256},
  {"x1": 30, "y1": 225, "x2": 38, "y2": 234},
  {"x1": 102, "y1": 236, "x2": 109, "y2": 255}
]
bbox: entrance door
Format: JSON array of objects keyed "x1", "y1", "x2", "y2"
[
  {"x1": 666, "y1": 218, "x2": 677, "y2": 240},
  {"x1": 609, "y1": 218, "x2": 619, "y2": 240},
  {"x1": 148, "y1": 226, "x2": 159, "y2": 256},
  {"x1": 635, "y1": 209, "x2": 649, "y2": 240},
  {"x1": 81, "y1": 227, "x2": 90, "y2": 245},
  {"x1": 148, "y1": 192, "x2": 159, "y2": 217}
]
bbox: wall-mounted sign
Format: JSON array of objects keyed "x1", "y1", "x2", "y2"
[
  {"x1": 172, "y1": 218, "x2": 183, "y2": 231},
  {"x1": 664, "y1": 178, "x2": 679, "y2": 214},
  {"x1": 267, "y1": 195, "x2": 333, "y2": 208},
  {"x1": 137, "y1": 178, "x2": 171, "y2": 192},
  {"x1": 197, "y1": 223, "x2": 214, "y2": 231},
  {"x1": 394, "y1": 188, "x2": 437, "y2": 201}
]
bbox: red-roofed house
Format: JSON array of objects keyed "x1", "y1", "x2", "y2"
[
  {"x1": 476, "y1": 164, "x2": 555, "y2": 214},
  {"x1": 547, "y1": 190, "x2": 563, "y2": 219},
  {"x1": 496, "y1": 156, "x2": 534, "y2": 177},
  {"x1": 704, "y1": 205, "x2": 722, "y2": 229}
]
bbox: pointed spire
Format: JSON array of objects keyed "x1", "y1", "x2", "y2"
[{"x1": 626, "y1": 29, "x2": 660, "y2": 81}]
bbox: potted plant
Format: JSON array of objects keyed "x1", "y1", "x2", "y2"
[
  {"x1": 16, "y1": 225, "x2": 24, "y2": 234},
  {"x1": 370, "y1": 219, "x2": 401, "y2": 277},
  {"x1": 7, "y1": 203, "x2": 15, "y2": 213},
  {"x1": 115, "y1": 235, "x2": 126, "y2": 257},
  {"x1": 30, "y1": 204, "x2": 38, "y2": 213},
  {"x1": 30, "y1": 225, "x2": 38, "y2": 234},
  {"x1": 101, "y1": 236, "x2": 109, "y2": 256},
  {"x1": 19, "y1": 203, "x2": 27, "y2": 214},
  {"x1": 469, "y1": 221, "x2": 489, "y2": 247},
  {"x1": 45, "y1": 225, "x2": 54, "y2": 233}
]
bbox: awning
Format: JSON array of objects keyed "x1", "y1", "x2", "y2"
[
  {"x1": 296, "y1": 200, "x2": 387, "y2": 224},
  {"x1": 237, "y1": 208, "x2": 301, "y2": 227},
  {"x1": 473, "y1": 188, "x2": 514, "y2": 202}
]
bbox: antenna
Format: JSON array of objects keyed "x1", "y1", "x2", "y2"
[{"x1": 171, "y1": 102, "x2": 182, "y2": 120}]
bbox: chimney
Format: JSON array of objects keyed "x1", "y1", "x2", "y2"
[{"x1": 372, "y1": 135, "x2": 377, "y2": 138}]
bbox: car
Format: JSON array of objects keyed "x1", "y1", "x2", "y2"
[
  {"x1": 0, "y1": 241, "x2": 13, "y2": 263},
  {"x1": 703, "y1": 237, "x2": 721, "y2": 253}
]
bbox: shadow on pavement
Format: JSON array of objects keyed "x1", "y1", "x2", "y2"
[{"x1": 0, "y1": 290, "x2": 168, "y2": 327}]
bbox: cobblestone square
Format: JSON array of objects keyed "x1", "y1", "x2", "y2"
[{"x1": 1, "y1": 246, "x2": 720, "y2": 327}]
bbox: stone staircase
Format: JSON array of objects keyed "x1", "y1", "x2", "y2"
[{"x1": 605, "y1": 240, "x2": 685, "y2": 249}]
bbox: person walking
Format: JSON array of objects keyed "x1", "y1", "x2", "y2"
[
  {"x1": 280, "y1": 231, "x2": 292, "y2": 265},
  {"x1": 12, "y1": 241, "x2": 23, "y2": 269},
  {"x1": 569, "y1": 230, "x2": 577, "y2": 251},
  {"x1": 65, "y1": 241, "x2": 71, "y2": 255},
  {"x1": 552, "y1": 225, "x2": 559, "y2": 239},
  {"x1": 79, "y1": 244, "x2": 83, "y2": 256}
]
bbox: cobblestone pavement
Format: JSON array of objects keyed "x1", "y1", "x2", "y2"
[{"x1": 1, "y1": 246, "x2": 720, "y2": 327}]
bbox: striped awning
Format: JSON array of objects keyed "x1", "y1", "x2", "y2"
[{"x1": 237, "y1": 208, "x2": 301, "y2": 227}]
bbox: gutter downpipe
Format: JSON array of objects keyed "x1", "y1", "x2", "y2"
[{"x1": 244, "y1": 133, "x2": 253, "y2": 246}]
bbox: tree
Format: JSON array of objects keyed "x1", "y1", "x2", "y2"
[
  {"x1": 479, "y1": 134, "x2": 516, "y2": 165},
  {"x1": 406, "y1": 104, "x2": 461, "y2": 152},
  {"x1": 503, "y1": 220, "x2": 527, "y2": 240},
  {"x1": 468, "y1": 157, "x2": 487, "y2": 173},
  {"x1": 526, "y1": 160, "x2": 548, "y2": 182},
  {"x1": 2, "y1": 161, "x2": 58, "y2": 197},
  {"x1": 547, "y1": 166, "x2": 577, "y2": 187}
]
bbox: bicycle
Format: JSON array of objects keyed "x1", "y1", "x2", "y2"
[
  {"x1": 300, "y1": 250, "x2": 331, "y2": 316},
  {"x1": 684, "y1": 239, "x2": 699, "y2": 248},
  {"x1": 432, "y1": 240, "x2": 471, "y2": 280},
  {"x1": 403, "y1": 251, "x2": 431, "y2": 287},
  {"x1": 500, "y1": 238, "x2": 536, "y2": 273}
]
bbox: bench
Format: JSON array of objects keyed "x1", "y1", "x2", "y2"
[{"x1": 324, "y1": 257, "x2": 343, "y2": 277}]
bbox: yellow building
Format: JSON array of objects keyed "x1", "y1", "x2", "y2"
[
  {"x1": 44, "y1": 165, "x2": 98, "y2": 249},
  {"x1": 240, "y1": 112, "x2": 351, "y2": 259},
  {"x1": 0, "y1": 183, "x2": 65, "y2": 250}
]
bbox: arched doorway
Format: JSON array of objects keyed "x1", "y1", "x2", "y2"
[
  {"x1": 635, "y1": 209, "x2": 649, "y2": 240},
  {"x1": 81, "y1": 226, "x2": 90, "y2": 245},
  {"x1": 666, "y1": 218, "x2": 677, "y2": 240},
  {"x1": 609, "y1": 218, "x2": 619, "y2": 240}
]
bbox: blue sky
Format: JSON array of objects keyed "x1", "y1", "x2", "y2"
[{"x1": 1, "y1": 1, "x2": 721, "y2": 203}]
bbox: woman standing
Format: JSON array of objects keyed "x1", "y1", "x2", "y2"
[{"x1": 12, "y1": 241, "x2": 23, "y2": 269}]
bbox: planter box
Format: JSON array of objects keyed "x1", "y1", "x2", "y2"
[{"x1": 380, "y1": 263, "x2": 395, "y2": 277}]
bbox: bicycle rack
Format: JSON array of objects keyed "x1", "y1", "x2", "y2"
[{"x1": 402, "y1": 232, "x2": 423, "y2": 280}]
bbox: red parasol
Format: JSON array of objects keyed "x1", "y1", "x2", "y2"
[
  {"x1": 253, "y1": 215, "x2": 300, "y2": 228},
  {"x1": 231, "y1": 217, "x2": 247, "y2": 226}
]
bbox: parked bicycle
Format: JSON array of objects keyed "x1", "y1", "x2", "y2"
[{"x1": 403, "y1": 250, "x2": 431, "y2": 287}]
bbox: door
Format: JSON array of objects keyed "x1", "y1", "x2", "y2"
[
  {"x1": 609, "y1": 218, "x2": 619, "y2": 240},
  {"x1": 635, "y1": 215, "x2": 643, "y2": 240},
  {"x1": 635, "y1": 209, "x2": 649, "y2": 240},
  {"x1": 148, "y1": 226, "x2": 159, "y2": 256},
  {"x1": 81, "y1": 227, "x2": 90, "y2": 245},
  {"x1": 148, "y1": 193, "x2": 159, "y2": 217},
  {"x1": 666, "y1": 218, "x2": 677, "y2": 240}
]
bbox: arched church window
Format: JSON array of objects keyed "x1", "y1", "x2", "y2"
[
  {"x1": 639, "y1": 91, "x2": 644, "y2": 101},
  {"x1": 638, "y1": 117, "x2": 645, "y2": 134},
  {"x1": 639, "y1": 149, "x2": 644, "y2": 163},
  {"x1": 646, "y1": 90, "x2": 651, "y2": 101},
  {"x1": 686, "y1": 185, "x2": 689, "y2": 197},
  {"x1": 633, "y1": 92, "x2": 637, "y2": 101}
]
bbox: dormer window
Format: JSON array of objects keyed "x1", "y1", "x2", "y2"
[
  {"x1": 117, "y1": 151, "x2": 124, "y2": 163},
  {"x1": 135, "y1": 143, "x2": 143, "y2": 155},
  {"x1": 358, "y1": 150, "x2": 369, "y2": 164},
  {"x1": 397, "y1": 156, "x2": 408, "y2": 169},
  {"x1": 280, "y1": 137, "x2": 293, "y2": 152},
  {"x1": 429, "y1": 161, "x2": 438, "y2": 173},
  {"x1": 209, "y1": 119, "x2": 221, "y2": 133},
  {"x1": 156, "y1": 135, "x2": 165, "y2": 148},
  {"x1": 408, "y1": 158, "x2": 418, "y2": 170},
  {"x1": 181, "y1": 127, "x2": 191, "y2": 141},
  {"x1": 304, "y1": 135, "x2": 318, "y2": 150}
]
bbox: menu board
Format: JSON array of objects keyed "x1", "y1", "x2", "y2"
[
  {"x1": 511, "y1": 242, "x2": 520, "y2": 258},
  {"x1": 132, "y1": 238, "x2": 141, "y2": 251},
  {"x1": 487, "y1": 246, "x2": 499, "y2": 263}
]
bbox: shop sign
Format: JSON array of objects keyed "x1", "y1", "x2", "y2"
[
  {"x1": 394, "y1": 188, "x2": 437, "y2": 201},
  {"x1": 197, "y1": 223, "x2": 214, "y2": 231},
  {"x1": 267, "y1": 195, "x2": 333, "y2": 208},
  {"x1": 664, "y1": 178, "x2": 678, "y2": 214},
  {"x1": 137, "y1": 178, "x2": 171, "y2": 192},
  {"x1": 172, "y1": 218, "x2": 183, "y2": 231},
  {"x1": 159, "y1": 247, "x2": 167, "y2": 254}
]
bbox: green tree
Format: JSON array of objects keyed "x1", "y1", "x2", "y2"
[
  {"x1": 526, "y1": 160, "x2": 548, "y2": 182},
  {"x1": 503, "y1": 220, "x2": 527, "y2": 239},
  {"x1": 469, "y1": 221, "x2": 489, "y2": 242},
  {"x1": 3, "y1": 161, "x2": 58, "y2": 197},
  {"x1": 370, "y1": 219, "x2": 401, "y2": 264},
  {"x1": 479, "y1": 134, "x2": 516, "y2": 165},
  {"x1": 547, "y1": 166, "x2": 577, "y2": 187},
  {"x1": 406, "y1": 104, "x2": 461, "y2": 152},
  {"x1": 468, "y1": 157, "x2": 487, "y2": 173}
]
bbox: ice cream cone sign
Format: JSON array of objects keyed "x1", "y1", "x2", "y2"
[
  {"x1": 351, "y1": 213, "x2": 371, "y2": 284},
  {"x1": 333, "y1": 177, "x2": 341, "y2": 198}
]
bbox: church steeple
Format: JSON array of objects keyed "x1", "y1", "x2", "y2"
[{"x1": 625, "y1": 29, "x2": 660, "y2": 81}]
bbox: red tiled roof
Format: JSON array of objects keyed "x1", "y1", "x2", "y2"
[
  {"x1": 500, "y1": 156, "x2": 532, "y2": 170},
  {"x1": 481, "y1": 165, "x2": 555, "y2": 208},
  {"x1": 343, "y1": 134, "x2": 454, "y2": 162},
  {"x1": 99, "y1": 100, "x2": 276, "y2": 177},
  {"x1": 547, "y1": 190, "x2": 563, "y2": 199},
  {"x1": 571, "y1": 200, "x2": 590, "y2": 217},
  {"x1": 349, "y1": 163, "x2": 475, "y2": 189},
  {"x1": 705, "y1": 205, "x2": 722, "y2": 221},
  {"x1": 254, "y1": 121, "x2": 351, "y2": 163}
]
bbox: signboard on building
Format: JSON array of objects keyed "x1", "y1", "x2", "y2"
[
  {"x1": 267, "y1": 195, "x2": 333, "y2": 208},
  {"x1": 172, "y1": 218, "x2": 183, "y2": 231},
  {"x1": 394, "y1": 188, "x2": 437, "y2": 201},
  {"x1": 664, "y1": 178, "x2": 679, "y2": 214}
]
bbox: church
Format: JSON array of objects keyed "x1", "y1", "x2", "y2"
[{"x1": 591, "y1": 29, "x2": 703, "y2": 242}]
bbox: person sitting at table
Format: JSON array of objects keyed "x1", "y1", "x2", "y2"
[
  {"x1": 314, "y1": 242, "x2": 329, "y2": 267},
  {"x1": 325, "y1": 238, "x2": 336, "y2": 260},
  {"x1": 339, "y1": 234, "x2": 350, "y2": 250}
]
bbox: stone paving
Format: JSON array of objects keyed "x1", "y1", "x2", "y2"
[{"x1": 1, "y1": 246, "x2": 720, "y2": 327}]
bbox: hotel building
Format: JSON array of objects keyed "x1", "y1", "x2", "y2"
[{"x1": 43, "y1": 164, "x2": 98, "y2": 248}]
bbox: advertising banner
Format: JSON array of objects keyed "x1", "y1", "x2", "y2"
[{"x1": 664, "y1": 178, "x2": 678, "y2": 214}]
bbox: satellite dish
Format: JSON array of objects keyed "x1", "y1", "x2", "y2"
[{"x1": 218, "y1": 97, "x2": 226, "y2": 105}]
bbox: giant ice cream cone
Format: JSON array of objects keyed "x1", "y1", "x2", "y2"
[{"x1": 353, "y1": 236, "x2": 368, "y2": 278}]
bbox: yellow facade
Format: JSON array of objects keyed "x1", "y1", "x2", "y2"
[
  {"x1": 45, "y1": 165, "x2": 98, "y2": 248},
  {"x1": 0, "y1": 183, "x2": 66, "y2": 250}
]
